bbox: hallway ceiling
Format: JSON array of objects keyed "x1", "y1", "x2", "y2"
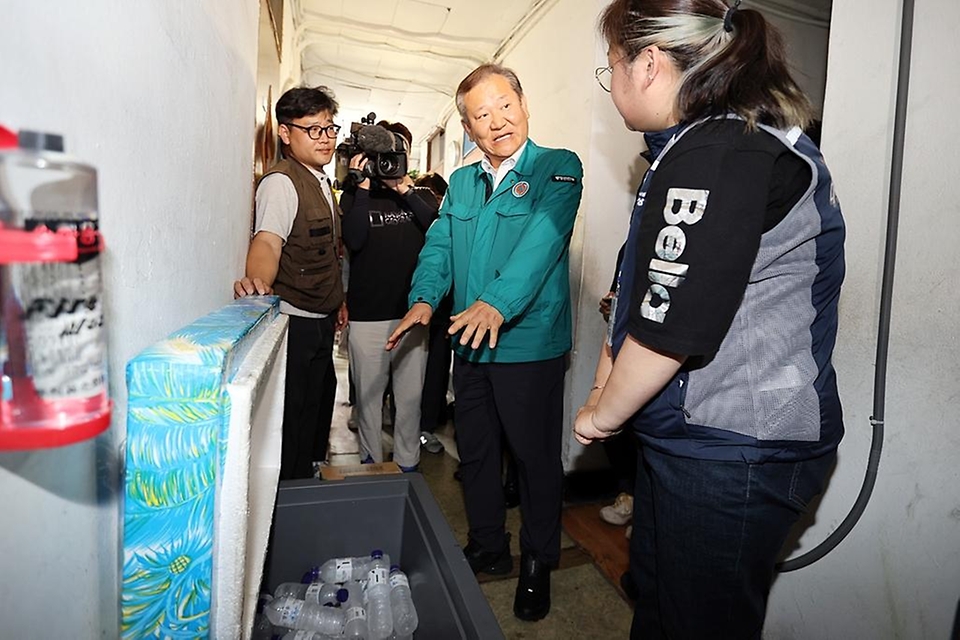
[
  {"x1": 292, "y1": 0, "x2": 557, "y2": 154},
  {"x1": 292, "y1": 0, "x2": 833, "y2": 157}
]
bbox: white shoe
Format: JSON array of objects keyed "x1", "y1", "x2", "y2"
[{"x1": 600, "y1": 492, "x2": 633, "y2": 526}]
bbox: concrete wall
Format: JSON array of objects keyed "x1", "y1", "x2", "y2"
[
  {"x1": 765, "y1": 0, "x2": 960, "y2": 637},
  {"x1": 764, "y1": 12, "x2": 830, "y2": 120},
  {"x1": 0, "y1": 2, "x2": 259, "y2": 636}
]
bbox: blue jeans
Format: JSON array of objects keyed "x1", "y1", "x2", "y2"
[{"x1": 630, "y1": 446, "x2": 836, "y2": 639}]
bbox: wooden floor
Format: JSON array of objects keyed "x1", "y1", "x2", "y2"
[{"x1": 560, "y1": 502, "x2": 631, "y2": 601}]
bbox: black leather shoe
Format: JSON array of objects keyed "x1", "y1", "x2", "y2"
[
  {"x1": 513, "y1": 552, "x2": 551, "y2": 621},
  {"x1": 503, "y1": 480, "x2": 520, "y2": 509},
  {"x1": 620, "y1": 570, "x2": 638, "y2": 602},
  {"x1": 462, "y1": 533, "x2": 512, "y2": 575}
]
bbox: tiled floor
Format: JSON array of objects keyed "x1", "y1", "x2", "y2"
[{"x1": 324, "y1": 349, "x2": 635, "y2": 639}]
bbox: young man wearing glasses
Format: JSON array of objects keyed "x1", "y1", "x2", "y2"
[{"x1": 234, "y1": 86, "x2": 348, "y2": 480}]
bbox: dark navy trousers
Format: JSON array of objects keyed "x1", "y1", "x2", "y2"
[
  {"x1": 452, "y1": 355, "x2": 566, "y2": 565},
  {"x1": 630, "y1": 445, "x2": 835, "y2": 639}
]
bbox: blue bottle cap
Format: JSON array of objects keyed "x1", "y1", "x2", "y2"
[
  {"x1": 300, "y1": 566, "x2": 320, "y2": 584},
  {"x1": 337, "y1": 588, "x2": 349, "y2": 603},
  {"x1": 390, "y1": 564, "x2": 400, "y2": 572},
  {"x1": 371, "y1": 549, "x2": 383, "y2": 559}
]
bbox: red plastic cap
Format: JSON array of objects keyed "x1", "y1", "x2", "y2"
[
  {"x1": 0, "y1": 409, "x2": 112, "y2": 450},
  {"x1": 0, "y1": 124, "x2": 17, "y2": 149},
  {"x1": 0, "y1": 225, "x2": 80, "y2": 264}
]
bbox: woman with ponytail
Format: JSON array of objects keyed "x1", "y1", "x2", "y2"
[{"x1": 575, "y1": 1, "x2": 846, "y2": 637}]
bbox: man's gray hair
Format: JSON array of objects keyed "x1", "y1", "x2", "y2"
[{"x1": 455, "y1": 63, "x2": 524, "y2": 120}]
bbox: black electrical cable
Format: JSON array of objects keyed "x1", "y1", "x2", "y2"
[{"x1": 777, "y1": 0, "x2": 914, "y2": 572}]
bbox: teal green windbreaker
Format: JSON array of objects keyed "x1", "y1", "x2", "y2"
[{"x1": 408, "y1": 140, "x2": 583, "y2": 363}]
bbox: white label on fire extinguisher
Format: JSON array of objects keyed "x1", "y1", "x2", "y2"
[{"x1": 14, "y1": 245, "x2": 106, "y2": 400}]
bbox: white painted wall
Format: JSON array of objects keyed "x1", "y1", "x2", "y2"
[
  {"x1": 279, "y1": 0, "x2": 303, "y2": 92},
  {"x1": 0, "y1": 2, "x2": 259, "y2": 636},
  {"x1": 764, "y1": 13, "x2": 830, "y2": 120},
  {"x1": 765, "y1": 0, "x2": 960, "y2": 637}
]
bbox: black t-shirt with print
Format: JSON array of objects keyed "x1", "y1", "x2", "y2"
[
  {"x1": 628, "y1": 120, "x2": 811, "y2": 357},
  {"x1": 340, "y1": 184, "x2": 438, "y2": 321}
]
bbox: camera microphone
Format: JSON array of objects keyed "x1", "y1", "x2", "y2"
[
  {"x1": 357, "y1": 125, "x2": 401, "y2": 154},
  {"x1": 337, "y1": 120, "x2": 408, "y2": 181}
]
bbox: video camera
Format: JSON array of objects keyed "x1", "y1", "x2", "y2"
[{"x1": 335, "y1": 112, "x2": 408, "y2": 188}]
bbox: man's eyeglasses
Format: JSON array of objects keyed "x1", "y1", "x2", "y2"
[{"x1": 284, "y1": 122, "x2": 342, "y2": 140}]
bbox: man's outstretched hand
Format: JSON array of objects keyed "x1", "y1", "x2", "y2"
[
  {"x1": 386, "y1": 302, "x2": 434, "y2": 351},
  {"x1": 448, "y1": 300, "x2": 504, "y2": 350}
]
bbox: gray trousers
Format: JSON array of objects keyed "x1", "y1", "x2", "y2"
[{"x1": 349, "y1": 319, "x2": 427, "y2": 468}]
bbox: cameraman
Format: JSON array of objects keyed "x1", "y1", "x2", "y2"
[{"x1": 340, "y1": 121, "x2": 439, "y2": 471}]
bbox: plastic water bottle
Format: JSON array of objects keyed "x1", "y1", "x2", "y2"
[
  {"x1": 274, "y1": 581, "x2": 340, "y2": 605},
  {"x1": 341, "y1": 581, "x2": 368, "y2": 640},
  {"x1": 251, "y1": 611, "x2": 274, "y2": 640},
  {"x1": 388, "y1": 566, "x2": 419, "y2": 636},
  {"x1": 0, "y1": 127, "x2": 111, "y2": 448},
  {"x1": 317, "y1": 551, "x2": 391, "y2": 583},
  {"x1": 280, "y1": 631, "x2": 337, "y2": 640},
  {"x1": 251, "y1": 594, "x2": 276, "y2": 640},
  {"x1": 365, "y1": 551, "x2": 393, "y2": 640},
  {"x1": 264, "y1": 595, "x2": 345, "y2": 636}
]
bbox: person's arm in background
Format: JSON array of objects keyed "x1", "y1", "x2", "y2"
[
  {"x1": 234, "y1": 173, "x2": 297, "y2": 297},
  {"x1": 449, "y1": 151, "x2": 583, "y2": 349},
  {"x1": 599, "y1": 243, "x2": 626, "y2": 321}
]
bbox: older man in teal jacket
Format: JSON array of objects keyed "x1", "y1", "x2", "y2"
[{"x1": 388, "y1": 63, "x2": 582, "y2": 622}]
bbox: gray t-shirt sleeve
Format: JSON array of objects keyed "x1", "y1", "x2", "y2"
[{"x1": 254, "y1": 173, "x2": 299, "y2": 243}]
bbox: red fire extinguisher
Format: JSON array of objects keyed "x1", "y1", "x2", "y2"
[{"x1": 0, "y1": 125, "x2": 111, "y2": 449}]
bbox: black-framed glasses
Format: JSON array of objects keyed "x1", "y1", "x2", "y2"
[{"x1": 284, "y1": 122, "x2": 341, "y2": 139}]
